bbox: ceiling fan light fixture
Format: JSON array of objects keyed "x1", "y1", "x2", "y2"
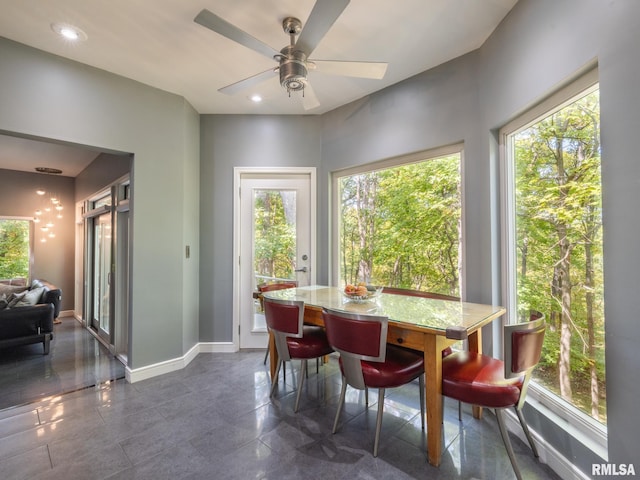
[{"x1": 278, "y1": 47, "x2": 308, "y2": 94}]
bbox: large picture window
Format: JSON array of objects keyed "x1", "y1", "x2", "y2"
[
  {"x1": 332, "y1": 146, "x2": 462, "y2": 296},
  {"x1": 501, "y1": 69, "x2": 605, "y2": 440},
  {"x1": 0, "y1": 218, "x2": 31, "y2": 281}
]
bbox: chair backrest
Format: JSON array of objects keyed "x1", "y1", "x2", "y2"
[
  {"x1": 322, "y1": 308, "x2": 388, "y2": 390},
  {"x1": 382, "y1": 287, "x2": 460, "y2": 301},
  {"x1": 264, "y1": 297, "x2": 305, "y2": 362},
  {"x1": 504, "y1": 312, "x2": 546, "y2": 380},
  {"x1": 257, "y1": 281, "x2": 297, "y2": 310},
  {"x1": 258, "y1": 281, "x2": 298, "y2": 293}
]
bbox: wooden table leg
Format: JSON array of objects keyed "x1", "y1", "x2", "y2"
[
  {"x1": 468, "y1": 328, "x2": 483, "y2": 419},
  {"x1": 424, "y1": 334, "x2": 447, "y2": 467}
]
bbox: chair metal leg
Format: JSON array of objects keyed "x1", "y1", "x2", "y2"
[
  {"x1": 270, "y1": 360, "x2": 282, "y2": 397},
  {"x1": 294, "y1": 359, "x2": 307, "y2": 412},
  {"x1": 263, "y1": 347, "x2": 269, "y2": 365},
  {"x1": 365, "y1": 387, "x2": 369, "y2": 406},
  {"x1": 333, "y1": 377, "x2": 348, "y2": 433},
  {"x1": 495, "y1": 408, "x2": 523, "y2": 480},
  {"x1": 515, "y1": 407, "x2": 539, "y2": 458},
  {"x1": 373, "y1": 388, "x2": 386, "y2": 457},
  {"x1": 458, "y1": 401, "x2": 462, "y2": 421},
  {"x1": 419, "y1": 375, "x2": 425, "y2": 430}
]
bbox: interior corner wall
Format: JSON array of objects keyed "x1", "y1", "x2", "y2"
[
  {"x1": 0, "y1": 37, "x2": 200, "y2": 370},
  {"x1": 182, "y1": 102, "x2": 200, "y2": 352}
]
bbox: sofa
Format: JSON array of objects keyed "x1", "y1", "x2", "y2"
[{"x1": 0, "y1": 279, "x2": 62, "y2": 354}]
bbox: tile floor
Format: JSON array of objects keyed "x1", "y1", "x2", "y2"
[{"x1": 0, "y1": 321, "x2": 561, "y2": 479}]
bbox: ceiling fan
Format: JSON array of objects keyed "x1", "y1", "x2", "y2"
[{"x1": 194, "y1": 0, "x2": 388, "y2": 110}]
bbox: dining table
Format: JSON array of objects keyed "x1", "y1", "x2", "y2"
[{"x1": 261, "y1": 285, "x2": 506, "y2": 467}]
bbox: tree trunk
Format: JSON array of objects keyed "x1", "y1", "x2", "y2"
[
  {"x1": 585, "y1": 238, "x2": 599, "y2": 420},
  {"x1": 555, "y1": 128, "x2": 573, "y2": 402},
  {"x1": 356, "y1": 174, "x2": 376, "y2": 283},
  {"x1": 557, "y1": 222, "x2": 573, "y2": 401}
]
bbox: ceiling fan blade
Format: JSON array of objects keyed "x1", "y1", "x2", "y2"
[
  {"x1": 194, "y1": 9, "x2": 280, "y2": 60},
  {"x1": 302, "y1": 83, "x2": 321, "y2": 111},
  {"x1": 295, "y1": 0, "x2": 350, "y2": 57},
  {"x1": 218, "y1": 68, "x2": 276, "y2": 96},
  {"x1": 312, "y1": 60, "x2": 387, "y2": 79}
]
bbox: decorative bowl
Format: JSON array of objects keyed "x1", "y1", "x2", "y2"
[{"x1": 343, "y1": 286, "x2": 384, "y2": 303}]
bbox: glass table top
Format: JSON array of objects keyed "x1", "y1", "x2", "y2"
[{"x1": 262, "y1": 285, "x2": 506, "y2": 336}]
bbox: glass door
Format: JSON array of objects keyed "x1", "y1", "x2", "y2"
[
  {"x1": 92, "y1": 211, "x2": 112, "y2": 341},
  {"x1": 238, "y1": 173, "x2": 313, "y2": 349}
]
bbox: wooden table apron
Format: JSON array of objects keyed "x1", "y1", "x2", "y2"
[{"x1": 267, "y1": 300, "x2": 501, "y2": 467}]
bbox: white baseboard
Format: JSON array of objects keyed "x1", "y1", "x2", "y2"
[
  {"x1": 125, "y1": 341, "x2": 239, "y2": 383},
  {"x1": 198, "y1": 342, "x2": 238, "y2": 353}
]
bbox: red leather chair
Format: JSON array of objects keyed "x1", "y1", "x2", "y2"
[
  {"x1": 258, "y1": 281, "x2": 297, "y2": 365},
  {"x1": 441, "y1": 311, "x2": 546, "y2": 480},
  {"x1": 322, "y1": 307, "x2": 425, "y2": 457},
  {"x1": 264, "y1": 297, "x2": 333, "y2": 412}
]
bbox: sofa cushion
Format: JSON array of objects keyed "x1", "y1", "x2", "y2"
[
  {"x1": 0, "y1": 293, "x2": 7, "y2": 310},
  {"x1": 11, "y1": 287, "x2": 46, "y2": 307},
  {"x1": 7, "y1": 291, "x2": 27, "y2": 308}
]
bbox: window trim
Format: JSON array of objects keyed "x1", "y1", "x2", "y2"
[
  {"x1": 498, "y1": 66, "x2": 606, "y2": 454},
  {"x1": 330, "y1": 143, "x2": 465, "y2": 289},
  {"x1": 0, "y1": 216, "x2": 34, "y2": 281}
]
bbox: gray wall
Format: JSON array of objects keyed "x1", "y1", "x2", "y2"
[
  {"x1": 0, "y1": 38, "x2": 200, "y2": 370},
  {"x1": 75, "y1": 153, "x2": 132, "y2": 203},
  {"x1": 199, "y1": 114, "x2": 321, "y2": 341},
  {"x1": 0, "y1": 168, "x2": 75, "y2": 309}
]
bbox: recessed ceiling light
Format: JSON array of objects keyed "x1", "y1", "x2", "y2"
[
  {"x1": 51, "y1": 22, "x2": 87, "y2": 41},
  {"x1": 250, "y1": 95, "x2": 263, "y2": 103}
]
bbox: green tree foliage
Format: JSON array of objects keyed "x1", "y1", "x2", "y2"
[
  {"x1": 513, "y1": 90, "x2": 604, "y2": 422},
  {"x1": 253, "y1": 191, "x2": 295, "y2": 282},
  {"x1": 0, "y1": 219, "x2": 30, "y2": 280},
  {"x1": 339, "y1": 155, "x2": 461, "y2": 297}
]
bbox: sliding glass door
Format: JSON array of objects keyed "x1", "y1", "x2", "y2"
[
  {"x1": 81, "y1": 179, "x2": 130, "y2": 357},
  {"x1": 92, "y1": 210, "x2": 112, "y2": 340}
]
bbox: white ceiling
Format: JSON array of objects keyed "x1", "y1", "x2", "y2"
[{"x1": 0, "y1": 0, "x2": 517, "y2": 175}]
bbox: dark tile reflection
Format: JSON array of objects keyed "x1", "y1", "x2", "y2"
[{"x1": 0, "y1": 317, "x2": 125, "y2": 410}]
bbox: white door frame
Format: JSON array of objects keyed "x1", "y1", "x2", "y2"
[{"x1": 232, "y1": 167, "x2": 317, "y2": 350}]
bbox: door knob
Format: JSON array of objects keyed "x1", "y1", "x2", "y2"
[{"x1": 294, "y1": 266, "x2": 308, "y2": 273}]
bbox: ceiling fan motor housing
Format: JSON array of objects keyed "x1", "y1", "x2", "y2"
[{"x1": 278, "y1": 45, "x2": 308, "y2": 92}]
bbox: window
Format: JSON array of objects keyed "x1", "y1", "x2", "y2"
[
  {"x1": 0, "y1": 218, "x2": 32, "y2": 281},
  {"x1": 501, "y1": 69, "x2": 605, "y2": 441},
  {"x1": 332, "y1": 146, "x2": 462, "y2": 295}
]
